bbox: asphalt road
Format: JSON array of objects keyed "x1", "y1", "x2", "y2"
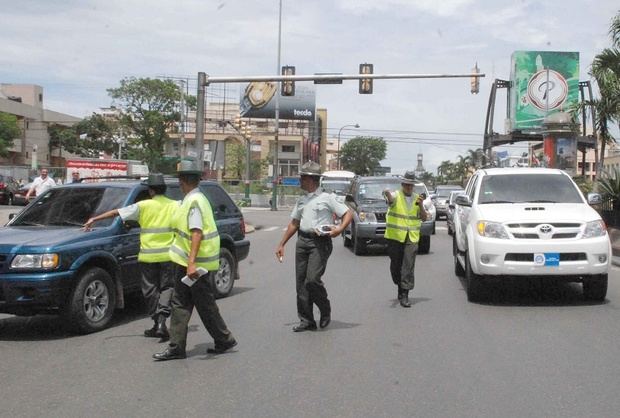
[{"x1": 1, "y1": 206, "x2": 620, "y2": 417}]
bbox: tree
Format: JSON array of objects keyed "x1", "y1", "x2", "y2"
[
  {"x1": 49, "y1": 114, "x2": 119, "y2": 158},
  {"x1": 107, "y1": 78, "x2": 184, "y2": 171},
  {"x1": 224, "y1": 142, "x2": 245, "y2": 179},
  {"x1": 0, "y1": 112, "x2": 20, "y2": 157},
  {"x1": 339, "y1": 136, "x2": 386, "y2": 175}
]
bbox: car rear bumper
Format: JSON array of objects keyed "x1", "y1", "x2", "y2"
[
  {"x1": 470, "y1": 235, "x2": 611, "y2": 276},
  {"x1": 234, "y1": 239, "x2": 250, "y2": 262},
  {"x1": 0, "y1": 270, "x2": 75, "y2": 315}
]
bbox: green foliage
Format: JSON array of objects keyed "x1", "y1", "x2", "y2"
[
  {"x1": 573, "y1": 175, "x2": 594, "y2": 196},
  {"x1": 340, "y1": 136, "x2": 386, "y2": 176},
  {"x1": 224, "y1": 142, "x2": 245, "y2": 179},
  {"x1": 596, "y1": 167, "x2": 620, "y2": 202},
  {"x1": 0, "y1": 112, "x2": 20, "y2": 156},
  {"x1": 107, "y1": 77, "x2": 186, "y2": 171},
  {"x1": 49, "y1": 114, "x2": 119, "y2": 158}
]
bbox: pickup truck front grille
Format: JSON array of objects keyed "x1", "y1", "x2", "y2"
[
  {"x1": 506, "y1": 223, "x2": 582, "y2": 239},
  {"x1": 375, "y1": 212, "x2": 386, "y2": 222},
  {"x1": 505, "y1": 253, "x2": 587, "y2": 262}
]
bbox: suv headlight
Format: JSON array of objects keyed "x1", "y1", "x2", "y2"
[
  {"x1": 477, "y1": 221, "x2": 509, "y2": 239},
  {"x1": 359, "y1": 211, "x2": 377, "y2": 223},
  {"x1": 582, "y1": 220, "x2": 607, "y2": 238},
  {"x1": 11, "y1": 253, "x2": 59, "y2": 269}
]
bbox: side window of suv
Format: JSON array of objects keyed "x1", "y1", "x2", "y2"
[{"x1": 200, "y1": 184, "x2": 239, "y2": 218}]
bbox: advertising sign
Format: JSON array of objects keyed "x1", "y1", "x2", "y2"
[
  {"x1": 239, "y1": 83, "x2": 316, "y2": 120},
  {"x1": 66, "y1": 159, "x2": 128, "y2": 182},
  {"x1": 509, "y1": 51, "x2": 579, "y2": 132}
]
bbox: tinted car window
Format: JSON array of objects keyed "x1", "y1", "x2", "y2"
[
  {"x1": 164, "y1": 184, "x2": 183, "y2": 201},
  {"x1": 356, "y1": 180, "x2": 400, "y2": 201},
  {"x1": 200, "y1": 184, "x2": 238, "y2": 216},
  {"x1": 322, "y1": 180, "x2": 351, "y2": 195},
  {"x1": 478, "y1": 174, "x2": 583, "y2": 204},
  {"x1": 15, "y1": 187, "x2": 130, "y2": 226}
]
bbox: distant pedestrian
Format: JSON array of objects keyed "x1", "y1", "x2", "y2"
[
  {"x1": 154, "y1": 159, "x2": 236, "y2": 361},
  {"x1": 25, "y1": 168, "x2": 56, "y2": 201},
  {"x1": 83, "y1": 173, "x2": 177, "y2": 341},
  {"x1": 383, "y1": 171, "x2": 428, "y2": 308},
  {"x1": 71, "y1": 171, "x2": 81, "y2": 183},
  {"x1": 275, "y1": 161, "x2": 352, "y2": 332}
]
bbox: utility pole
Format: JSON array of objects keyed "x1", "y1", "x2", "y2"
[
  {"x1": 178, "y1": 79, "x2": 186, "y2": 158},
  {"x1": 195, "y1": 72, "x2": 206, "y2": 172},
  {"x1": 271, "y1": 0, "x2": 283, "y2": 211}
]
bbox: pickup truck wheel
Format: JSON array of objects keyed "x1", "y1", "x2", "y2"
[
  {"x1": 583, "y1": 274, "x2": 607, "y2": 301},
  {"x1": 209, "y1": 247, "x2": 235, "y2": 298},
  {"x1": 453, "y1": 238, "x2": 465, "y2": 277},
  {"x1": 352, "y1": 227, "x2": 366, "y2": 255},
  {"x1": 465, "y1": 251, "x2": 483, "y2": 302},
  {"x1": 417, "y1": 235, "x2": 430, "y2": 254},
  {"x1": 343, "y1": 230, "x2": 352, "y2": 247},
  {"x1": 65, "y1": 267, "x2": 116, "y2": 334}
]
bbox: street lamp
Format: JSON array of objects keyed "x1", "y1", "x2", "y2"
[{"x1": 337, "y1": 124, "x2": 360, "y2": 170}]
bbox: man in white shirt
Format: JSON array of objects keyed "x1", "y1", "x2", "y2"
[{"x1": 25, "y1": 168, "x2": 56, "y2": 201}]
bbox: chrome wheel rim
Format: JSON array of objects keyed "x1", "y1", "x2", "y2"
[
  {"x1": 214, "y1": 257, "x2": 232, "y2": 292},
  {"x1": 82, "y1": 280, "x2": 109, "y2": 322}
]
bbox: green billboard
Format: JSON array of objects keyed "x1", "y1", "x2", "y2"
[{"x1": 509, "y1": 51, "x2": 579, "y2": 132}]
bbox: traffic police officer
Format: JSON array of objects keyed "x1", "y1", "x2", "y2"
[
  {"x1": 275, "y1": 161, "x2": 353, "y2": 332},
  {"x1": 83, "y1": 173, "x2": 177, "y2": 340},
  {"x1": 383, "y1": 171, "x2": 428, "y2": 308},
  {"x1": 154, "y1": 159, "x2": 236, "y2": 361}
]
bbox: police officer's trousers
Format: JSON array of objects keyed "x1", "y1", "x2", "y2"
[
  {"x1": 295, "y1": 234, "x2": 333, "y2": 325},
  {"x1": 386, "y1": 237, "x2": 418, "y2": 291},
  {"x1": 139, "y1": 261, "x2": 174, "y2": 320}
]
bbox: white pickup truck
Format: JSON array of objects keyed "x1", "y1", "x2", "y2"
[{"x1": 453, "y1": 167, "x2": 610, "y2": 302}]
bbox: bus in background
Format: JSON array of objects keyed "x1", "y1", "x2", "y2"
[{"x1": 320, "y1": 170, "x2": 356, "y2": 195}]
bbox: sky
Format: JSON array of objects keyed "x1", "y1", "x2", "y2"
[{"x1": 1, "y1": 0, "x2": 618, "y2": 174}]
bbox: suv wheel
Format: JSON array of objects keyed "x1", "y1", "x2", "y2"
[
  {"x1": 583, "y1": 274, "x2": 607, "y2": 301},
  {"x1": 352, "y1": 226, "x2": 366, "y2": 255},
  {"x1": 465, "y1": 251, "x2": 483, "y2": 302},
  {"x1": 417, "y1": 235, "x2": 430, "y2": 254},
  {"x1": 209, "y1": 247, "x2": 236, "y2": 298},
  {"x1": 65, "y1": 267, "x2": 116, "y2": 334}
]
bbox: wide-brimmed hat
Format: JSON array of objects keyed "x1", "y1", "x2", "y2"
[
  {"x1": 142, "y1": 173, "x2": 165, "y2": 187},
  {"x1": 400, "y1": 171, "x2": 416, "y2": 185},
  {"x1": 299, "y1": 161, "x2": 321, "y2": 177},
  {"x1": 176, "y1": 159, "x2": 202, "y2": 175}
]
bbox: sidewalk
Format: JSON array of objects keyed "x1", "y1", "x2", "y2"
[{"x1": 609, "y1": 227, "x2": 620, "y2": 266}]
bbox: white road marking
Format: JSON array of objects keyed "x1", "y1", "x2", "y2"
[{"x1": 262, "y1": 226, "x2": 280, "y2": 232}]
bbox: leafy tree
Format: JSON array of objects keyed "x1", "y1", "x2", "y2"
[
  {"x1": 0, "y1": 112, "x2": 20, "y2": 156},
  {"x1": 224, "y1": 142, "x2": 245, "y2": 179},
  {"x1": 49, "y1": 114, "x2": 119, "y2": 158},
  {"x1": 107, "y1": 77, "x2": 184, "y2": 171},
  {"x1": 340, "y1": 136, "x2": 386, "y2": 176}
]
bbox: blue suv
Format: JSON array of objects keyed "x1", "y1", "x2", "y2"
[{"x1": 0, "y1": 179, "x2": 250, "y2": 334}]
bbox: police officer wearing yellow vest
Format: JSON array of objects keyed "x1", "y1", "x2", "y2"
[
  {"x1": 83, "y1": 173, "x2": 177, "y2": 340},
  {"x1": 383, "y1": 171, "x2": 428, "y2": 308},
  {"x1": 153, "y1": 159, "x2": 236, "y2": 361}
]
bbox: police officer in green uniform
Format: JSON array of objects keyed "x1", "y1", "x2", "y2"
[
  {"x1": 153, "y1": 159, "x2": 236, "y2": 361},
  {"x1": 383, "y1": 171, "x2": 428, "y2": 308},
  {"x1": 275, "y1": 161, "x2": 353, "y2": 332},
  {"x1": 83, "y1": 173, "x2": 177, "y2": 340}
]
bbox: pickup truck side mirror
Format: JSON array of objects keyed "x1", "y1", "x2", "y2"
[
  {"x1": 345, "y1": 194, "x2": 354, "y2": 203},
  {"x1": 8, "y1": 213, "x2": 15, "y2": 220},
  {"x1": 587, "y1": 192, "x2": 602, "y2": 205},
  {"x1": 455, "y1": 194, "x2": 472, "y2": 207}
]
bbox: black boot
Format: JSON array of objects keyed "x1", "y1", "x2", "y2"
[
  {"x1": 155, "y1": 316, "x2": 169, "y2": 341},
  {"x1": 144, "y1": 320, "x2": 159, "y2": 338},
  {"x1": 400, "y1": 290, "x2": 412, "y2": 308}
]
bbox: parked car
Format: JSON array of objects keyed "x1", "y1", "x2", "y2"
[
  {"x1": 13, "y1": 182, "x2": 33, "y2": 206},
  {"x1": 0, "y1": 175, "x2": 20, "y2": 205},
  {"x1": 432, "y1": 184, "x2": 464, "y2": 220},
  {"x1": 446, "y1": 190, "x2": 465, "y2": 236},
  {"x1": 0, "y1": 178, "x2": 250, "y2": 334},
  {"x1": 320, "y1": 170, "x2": 356, "y2": 196},
  {"x1": 343, "y1": 176, "x2": 436, "y2": 255},
  {"x1": 453, "y1": 167, "x2": 610, "y2": 302}
]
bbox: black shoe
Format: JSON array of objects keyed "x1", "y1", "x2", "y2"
[
  {"x1": 207, "y1": 338, "x2": 238, "y2": 354},
  {"x1": 153, "y1": 345, "x2": 186, "y2": 361},
  {"x1": 155, "y1": 318, "x2": 169, "y2": 342},
  {"x1": 292, "y1": 322, "x2": 317, "y2": 332},
  {"x1": 144, "y1": 322, "x2": 159, "y2": 338},
  {"x1": 399, "y1": 290, "x2": 412, "y2": 308},
  {"x1": 319, "y1": 314, "x2": 331, "y2": 329}
]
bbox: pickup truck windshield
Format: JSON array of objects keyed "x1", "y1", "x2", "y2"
[
  {"x1": 478, "y1": 174, "x2": 583, "y2": 204},
  {"x1": 13, "y1": 187, "x2": 131, "y2": 227}
]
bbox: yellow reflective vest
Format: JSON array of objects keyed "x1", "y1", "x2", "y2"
[
  {"x1": 137, "y1": 195, "x2": 177, "y2": 263},
  {"x1": 169, "y1": 190, "x2": 220, "y2": 271},
  {"x1": 384, "y1": 190, "x2": 422, "y2": 243}
]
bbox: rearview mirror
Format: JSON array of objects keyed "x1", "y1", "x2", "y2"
[
  {"x1": 455, "y1": 194, "x2": 472, "y2": 207},
  {"x1": 587, "y1": 192, "x2": 602, "y2": 205}
]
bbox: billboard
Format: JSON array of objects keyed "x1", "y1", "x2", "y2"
[
  {"x1": 239, "y1": 82, "x2": 316, "y2": 120},
  {"x1": 509, "y1": 51, "x2": 579, "y2": 132}
]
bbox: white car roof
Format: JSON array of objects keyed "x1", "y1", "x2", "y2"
[{"x1": 480, "y1": 167, "x2": 566, "y2": 176}]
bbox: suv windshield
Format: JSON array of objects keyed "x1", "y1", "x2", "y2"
[
  {"x1": 13, "y1": 187, "x2": 130, "y2": 226},
  {"x1": 478, "y1": 174, "x2": 583, "y2": 204},
  {"x1": 322, "y1": 180, "x2": 350, "y2": 195},
  {"x1": 356, "y1": 180, "x2": 400, "y2": 201}
]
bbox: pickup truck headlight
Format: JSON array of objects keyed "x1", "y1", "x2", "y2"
[
  {"x1": 359, "y1": 211, "x2": 377, "y2": 223},
  {"x1": 11, "y1": 253, "x2": 59, "y2": 269},
  {"x1": 477, "y1": 221, "x2": 509, "y2": 239},
  {"x1": 582, "y1": 220, "x2": 607, "y2": 238}
]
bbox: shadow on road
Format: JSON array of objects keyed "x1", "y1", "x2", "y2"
[{"x1": 456, "y1": 276, "x2": 609, "y2": 307}]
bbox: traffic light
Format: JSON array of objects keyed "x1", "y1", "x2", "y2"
[
  {"x1": 359, "y1": 63, "x2": 373, "y2": 94},
  {"x1": 470, "y1": 63, "x2": 480, "y2": 95},
  {"x1": 281, "y1": 65, "x2": 295, "y2": 96}
]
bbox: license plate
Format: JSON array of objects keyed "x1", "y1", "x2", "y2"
[{"x1": 534, "y1": 253, "x2": 560, "y2": 266}]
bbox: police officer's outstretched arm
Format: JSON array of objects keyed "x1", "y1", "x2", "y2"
[
  {"x1": 275, "y1": 219, "x2": 300, "y2": 263},
  {"x1": 83, "y1": 209, "x2": 121, "y2": 231}
]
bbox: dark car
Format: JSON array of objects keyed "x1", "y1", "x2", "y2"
[
  {"x1": 446, "y1": 190, "x2": 465, "y2": 236},
  {"x1": 0, "y1": 175, "x2": 20, "y2": 205},
  {"x1": 342, "y1": 176, "x2": 435, "y2": 255},
  {"x1": 13, "y1": 182, "x2": 33, "y2": 206},
  {"x1": 0, "y1": 179, "x2": 250, "y2": 334}
]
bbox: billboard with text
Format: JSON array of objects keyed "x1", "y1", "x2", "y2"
[{"x1": 239, "y1": 82, "x2": 316, "y2": 120}]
